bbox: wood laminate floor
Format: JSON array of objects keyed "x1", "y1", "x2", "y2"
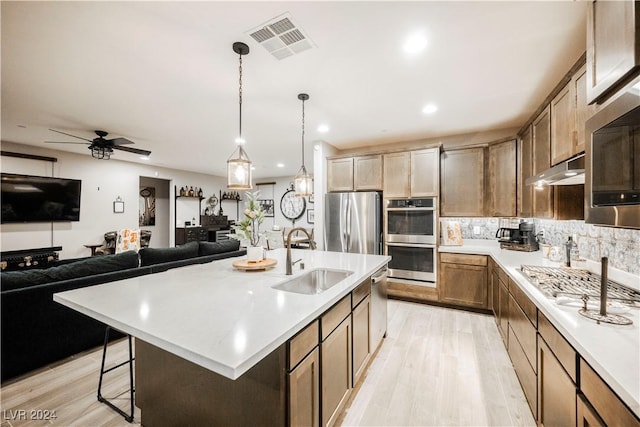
[{"x1": 0, "y1": 300, "x2": 535, "y2": 426}]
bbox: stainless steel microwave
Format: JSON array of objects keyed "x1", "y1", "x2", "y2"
[{"x1": 585, "y1": 85, "x2": 640, "y2": 229}]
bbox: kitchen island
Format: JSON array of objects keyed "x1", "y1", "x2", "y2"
[
  {"x1": 54, "y1": 248, "x2": 390, "y2": 425},
  {"x1": 439, "y1": 240, "x2": 640, "y2": 422}
]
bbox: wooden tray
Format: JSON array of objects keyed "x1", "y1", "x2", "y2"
[{"x1": 232, "y1": 258, "x2": 278, "y2": 271}]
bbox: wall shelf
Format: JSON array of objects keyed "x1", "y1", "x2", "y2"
[{"x1": 174, "y1": 186, "x2": 203, "y2": 245}]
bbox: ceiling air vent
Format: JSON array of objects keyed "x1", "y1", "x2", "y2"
[{"x1": 247, "y1": 13, "x2": 315, "y2": 60}]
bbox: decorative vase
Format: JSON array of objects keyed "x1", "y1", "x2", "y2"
[{"x1": 246, "y1": 245, "x2": 264, "y2": 262}]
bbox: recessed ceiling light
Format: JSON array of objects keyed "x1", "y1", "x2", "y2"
[
  {"x1": 317, "y1": 124, "x2": 329, "y2": 133},
  {"x1": 140, "y1": 156, "x2": 150, "y2": 161},
  {"x1": 404, "y1": 33, "x2": 427, "y2": 54},
  {"x1": 277, "y1": 163, "x2": 285, "y2": 168},
  {"x1": 422, "y1": 104, "x2": 438, "y2": 114}
]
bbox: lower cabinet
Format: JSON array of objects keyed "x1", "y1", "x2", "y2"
[
  {"x1": 321, "y1": 314, "x2": 352, "y2": 427},
  {"x1": 289, "y1": 348, "x2": 320, "y2": 427},
  {"x1": 537, "y1": 338, "x2": 576, "y2": 427},
  {"x1": 507, "y1": 280, "x2": 538, "y2": 418},
  {"x1": 288, "y1": 320, "x2": 320, "y2": 427},
  {"x1": 580, "y1": 358, "x2": 640, "y2": 427},
  {"x1": 577, "y1": 393, "x2": 605, "y2": 427},
  {"x1": 438, "y1": 253, "x2": 488, "y2": 308},
  {"x1": 508, "y1": 324, "x2": 537, "y2": 417},
  {"x1": 352, "y1": 294, "x2": 371, "y2": 386},
  {"x1": 492, "y1": 265, "x2": 509, "y2": 344}
]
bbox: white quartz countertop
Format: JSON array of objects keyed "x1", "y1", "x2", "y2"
[
  {"x1": 439, "y1": 240, "x2": 640, "y2": 418},
  {"x1": 54, "y1": 249, "x2": 390, "y2": 380}
]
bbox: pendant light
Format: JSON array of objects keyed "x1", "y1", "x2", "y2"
[
  {"x1": 293, "y1": 93, "x2": 313, "y2": 197},
  {"x1": 227, "y1": 42, "x2": 252, "y2": 190}
]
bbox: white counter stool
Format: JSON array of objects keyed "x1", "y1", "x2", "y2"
[{"x1": 97, "y1": 326, "x2": 135, "y2": 423}]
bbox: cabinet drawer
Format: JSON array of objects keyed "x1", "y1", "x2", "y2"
[
  {"x1": 580, "y1": 358, "x2": 640, "y2": 427},
  {"x1": 509, "y1": 293, "x2": 537, "y2": 372},
  {"x1": 538, "y1": 313, "x2": 576, "y2": 382},
  {"x1": 198, "y1": 228, "x2": 208, "y2": 240},
  {"x1": 351, "y1": 279, "x2": 371, "y2": 309},
  {"x1": 510, "y1": 279, "x2": 537, "y2": 327},
  {"x1": 321, "y1": 296, "x2": 351, "y2": 341},
  {"x1": 289, "y1": 320, "x2": 319, "y2": 370},
  {"x1": 508, "y1": 324, "x2": 537, "y2": 417},
  {"x1": 439, "y1": 253, "x2": 487, "y2": 266},
  {"x1": 497, "y1": 266, "x2": 509, "y2": 289}
]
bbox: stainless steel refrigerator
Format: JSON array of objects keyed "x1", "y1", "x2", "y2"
[{"x1": 324, "y1": 192, "x2": 382, "y2": 254}]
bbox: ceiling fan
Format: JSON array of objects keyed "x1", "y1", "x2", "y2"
[{"x1": 45, "y1": 129, "x2": 151, "y2": 160}]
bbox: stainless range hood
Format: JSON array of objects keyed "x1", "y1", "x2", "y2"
[{"x1": 525, "y1": 154, "x2": 585, "y2": 186}]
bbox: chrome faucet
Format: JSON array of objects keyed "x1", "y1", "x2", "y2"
[{"x1": 285, "y1": 227, "x2": 316, "y2": 275}]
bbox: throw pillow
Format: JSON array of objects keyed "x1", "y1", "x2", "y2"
[{"x1": 115, "y1": 228, "x2": 141, "y2": 254}]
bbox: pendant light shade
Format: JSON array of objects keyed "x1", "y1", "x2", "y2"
[
  {"x1": 227, "y1": 42, "x2": 252, "y2": 190},
  {"x1": 227, "y1": 144, "x2": 252, "y2": 189},
  {"x1": 294, "y1": 93, "x2": 313, "y2": 197}
]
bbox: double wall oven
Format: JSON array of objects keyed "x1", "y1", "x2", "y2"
[{"x1": 385, "y1": 198, "x2": 437, "y2": 284}]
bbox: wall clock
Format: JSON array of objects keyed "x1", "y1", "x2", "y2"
[{"x1": 280, "y1": 189, "x2": 306, "y2": 221}]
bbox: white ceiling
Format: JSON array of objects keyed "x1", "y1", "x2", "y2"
[{"x1": 1, "y1": 1, "x2": 588, "y2": 179}]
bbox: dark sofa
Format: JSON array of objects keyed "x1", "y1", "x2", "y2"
[{"x1": 1, "y1": 240, "x2": 245, "y2": 382}]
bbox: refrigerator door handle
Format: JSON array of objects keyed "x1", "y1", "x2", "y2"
[{"x1": 345, "y1": 197, "x2": 351, "y2": 250}]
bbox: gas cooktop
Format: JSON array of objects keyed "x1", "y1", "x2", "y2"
[{"x1": 519, "y1": 265, "x2": 640, "y2": 308}]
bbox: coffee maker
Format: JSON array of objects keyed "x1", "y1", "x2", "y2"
[{"x1": 496, "y1": 221, "x2": 539, "y2": 252}]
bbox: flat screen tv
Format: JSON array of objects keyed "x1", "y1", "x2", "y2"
[{"x1": 1, "y1": 173, "x2": 82, "y2": 223}]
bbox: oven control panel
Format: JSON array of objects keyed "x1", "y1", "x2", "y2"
[{"x1": 387, "y1": 198, "x2": 435, "y2": 208}]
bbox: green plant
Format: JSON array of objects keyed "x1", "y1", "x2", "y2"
[{"x1": 230, "y1": 191, "x2": 266, "y2": 247}]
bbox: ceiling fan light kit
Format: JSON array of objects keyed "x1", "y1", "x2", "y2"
[
  {"x1": 45, "y1": 129, "x2": 151, "y2": 160},
  {"x1": 293, "y1": 93, "x2": 313, "y2": 197},
  {"x1": 227, "y1": 41, "x2": 253, "y2": 190},
  {"x1": 91, "y1": 145, "x2": 113, "y2": 159}
]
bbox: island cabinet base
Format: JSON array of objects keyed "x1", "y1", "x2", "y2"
[{"x1": 135, "y1": 339, "x2": 287, "y2": 427}]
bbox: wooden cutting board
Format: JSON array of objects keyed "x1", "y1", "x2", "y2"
[{"x1": 232, "y1": 258, "x2": 278, "y2": 271}]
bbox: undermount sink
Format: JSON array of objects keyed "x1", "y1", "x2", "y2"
[{"x1": 272, "y1": 269, "x2": 353, "y2": 295}]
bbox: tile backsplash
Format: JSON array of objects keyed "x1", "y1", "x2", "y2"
[{"x1": 442, "y1": 217, "x2": 640, "y2": 275}]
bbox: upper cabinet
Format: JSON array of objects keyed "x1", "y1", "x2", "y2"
[
  {"x1": 327, "y1": 155, "x2": 382, "y2": 192},
  {"x1": 382, "y1": 152, "x2": 410, "y2": 197},
  {"x1": 441, "y1": 147, "x2": 485, "y2": 217},
  {"x1": 327, "y1": 157, "x2": 354, "y2": 192},
  {"x1": 487, "y1": 140, "x2": 517, "y2": 217},
  {"x1": 573, "y1": 64, "x2": 597, "y2": 155},
  {"x1": 383, "y1": 148, "x2": 439, "y2": 198},
  {"x1": 551, "y1": 64, "x2": 597, "y2": 165},
  {"x1": 519, "y1": 127, "x2": 534, "y2": 217},
  {"x1": 411, "y1": 148, "x2": 440, "y2": 197},
  {"x1": 550, "y1": 80, "x2": 575, "y2": 165},
  {"x1": 532, "y1": 106, "x2": 555, "y2": 219},
  {"x1": 587, "y1": 0, "x2": 640, "y2": 104}
]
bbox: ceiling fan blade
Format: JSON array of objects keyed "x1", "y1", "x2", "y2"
[
  {"x1": 107, "y1": 137, "x2": 134, "y2": 146},
  {"x1": 112, "y1": 145, "x2": 151, "y2": 156},
  {"x1": 48, "y1": 128, "x2": 93, "y2": 142},
  {"x1": 44, "y1": 140, "x2": 90, "y2": 145}
]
